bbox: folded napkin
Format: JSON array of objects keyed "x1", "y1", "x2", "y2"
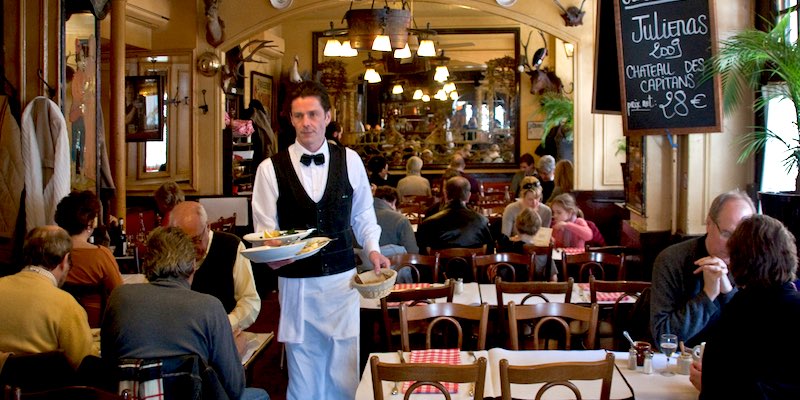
[
  {"x1": 578, "y1": 283, "x2": 630, "y2": 303},
  {"x1": 402, "y1": 348, "x2": 461, "y2": 394}
]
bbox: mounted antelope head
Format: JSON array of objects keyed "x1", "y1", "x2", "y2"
[
  {"x1": 553, "y1": 0, "x2": 587, "y2": 27},
  {"x1": 519, "y1": 31, "x2": 564, "y2": 95}
]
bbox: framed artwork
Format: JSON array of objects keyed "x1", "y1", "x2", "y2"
[
  {"x1": 250, "y1": 71, "x2": 274, "y2": 116},
  {"x1": 124, "y1": 76, "x2": 165, "y2": 142},
  {"x1": 527, "y1": 121, "x2": 544, "y2": 140}
]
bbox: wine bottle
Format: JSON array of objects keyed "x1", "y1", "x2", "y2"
[{"x1": 118, "y1": 218, "x2": 128, "y2": 257}]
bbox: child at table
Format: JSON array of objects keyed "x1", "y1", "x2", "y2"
[
  {"x1": 550, "y1": 193, "x2": 593, "y2": 249},
  {"x1": 496, "y1": 208, "x2": 558, "y2": 281}
]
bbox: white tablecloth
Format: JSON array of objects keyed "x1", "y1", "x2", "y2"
[
  {"x1": 360, "y1": 282, "x2": 482, "y2": 309},
  {"x1": 356, "y1": 349, "x2": 698, "y2": 400}
]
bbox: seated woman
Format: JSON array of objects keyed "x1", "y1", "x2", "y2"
[
  {"x1": 55, "y1": 191, "x2": 123, "y2": 328},
  {"x1": 546, "y1": 159, "x2": 574, "y2": 204},
  {"x1": 497, "y1": 208, "x2": 558, "y2": 281},
  {"x1": 700, "y1": 214, "x2": 800, "y2": 398},
  {"x1": 550, "y1": 193, "x2": 593, "y2": 249},
  {"x1": 501, "y1": 176, "x2": 552, "y2": 238}
]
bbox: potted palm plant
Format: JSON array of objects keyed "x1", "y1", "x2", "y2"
[
  {"x1": 538, "y1": 92, "x2": 574, "y2": 161},
  {"x1": 706, "y1": 13, "x2": 800, "y2": 236}
]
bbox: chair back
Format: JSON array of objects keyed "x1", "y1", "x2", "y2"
[
  {"x1": 472, "y1": 253, "x2": 533, "y2": 283},
  {"x1": 522, "y1": 243, "x2": 555, "y2": 281},
  {"x1": 434, "y1": 246, "x2": 487, "y2": 282},
  {"x1": 499, "y1": 353, "x2": 615, "y2": 400},
  {"x1": 380, "y1": 282, "x2": 456, "y2": 351},
  {"x1": 114, "y1": 354, "x2": 227, "y2": 400},
  {"x1": 589, "y1": 277, "x2": 652, "y2": 350},
  {"x1": 4, "y1": 385, "x2": 125, "y2": 400},
  {"x1": 508, "y1": 302, "x2": 598, "y2": 350},
  {"x1": 389, "y1": 254, "x2": 440, "y2": 284},
  {"x1": 495, "y1": 278, "x2": 574, "y2": 344},
  {"x1": 208, "y1": 213, "x2": 236, "y2": 233},
  {"x1": 399, "y1": 303, "x2": 489, "y2": 351},
  {"x1": 562, "y1": 252, "x2": 625, "y2": 283},
  {"x1": 0, "y1": 352, "x2": 75, "y2": 393},
  {"x1": 369, "y1": 355, "x2": 486, "y2": 400},
  {"x1": 62, "y1": 283, "x2": 107, "y2": 328},
  {"x1": 398, "y1": 203, "x2": 424, "y2": 225}
]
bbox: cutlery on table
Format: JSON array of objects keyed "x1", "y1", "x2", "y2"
[
  {"x1": 467, "y1": 351, "x2": 477, "y2": 397},
  {"x1": 623, "y1": 331, "x2": 636, "y2": 348},
  {"x1": 390, "y1": 350, "x2": 405, "y2": 395}
]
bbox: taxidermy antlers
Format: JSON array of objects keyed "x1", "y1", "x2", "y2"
[
  {"x1": 520, "y1": 31, "x2": 564, "y2": 95},
  {"x1": 553, "y1": 0, "x2": 587, "y2": 27}
]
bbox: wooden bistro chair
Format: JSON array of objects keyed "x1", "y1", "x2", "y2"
[
  {"x1": 499, "y1": 353, "x2": 615, "y2": 400},
  {"x1": 522, "y1": 243, "x2": 555, "y2": 281},
  {"x1": 472, "y1": 253, "x2": 534, "y2": 283},
  {"x1": 399, "y1": 303, "x2": 490, "y2": 352},
  {"x1": 389, "y1": 254, "x2": 440, "y2": 284},
  {"x1": 434, "y1": 246, "x2": 488, "y2": 283},
  {"x1": 370, "y1": 355, "x2": 487, "y2": 400},
  {"x1": 380, "y1": 282, "x2": 455, "y2": 351},
  {"x1": 508, "y1": 302, "x2": 599, "y2": 351},
  {"x1": 561, "y1": 251, "x2": 626, "y2": 283},
  {"x1": 3, "y1": 386, "x2": 125, "y2": 400},
  {"x1": 208, "y1": 212, "x2": 237, "y2": 233},
  {"x1": 494, "y1": 278, "x2": 574, "y2": 345},
  {"x1": 589, "y1": 276, "x2": 652, "y2": 350}
]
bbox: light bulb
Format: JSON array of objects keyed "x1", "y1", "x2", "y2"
[
  {"x1": 443, "y1": 82, "x2": 456, "y2": 93},
  {"x1": 412, "y1": 89, "x2": 423, "y2": 100},
  {"x1": 417, "y1": 39, "x2": 436, "y2": 57},
  {"x1": 323, "y1": 39, "x2": 342, "y2": 57},
  {"x1": 372, "y1": 35, "x2": 392, "y2": 52},
  {"x1": 434, "y1": 89, "x2": 447, "y2": 100},
  {"x1": 394, "y1": 43, "x2": 412, "y2": 59},
  {"x1": 421, "y1": 94, "x2": 431, "y2": 102},
  {"x1": 450, "y1": 91, "x2": 459, "y2": 100},
  {"x1": 434, "y1": 66, "x2": 450, "y2": 82},
  {"x1": 364, "y1": 68, "x2": 381, "y2": 83},
  {"x1": 340, "y1": 41, "x2": 358, "y2": 57},
  {"x1": 392, "y1": 84, "x2": 404, "y2": 94}
]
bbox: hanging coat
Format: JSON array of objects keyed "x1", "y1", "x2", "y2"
[{"x1": 0, "y1": 96, "x2": 24, "y2": 240}]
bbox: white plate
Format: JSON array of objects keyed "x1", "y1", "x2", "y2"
[
  {"x1": 244, "y1": 228, "x2": 315, "y2": 246},
  {"x1": 270, "y1": 0, "x2": 292, "y2": 9},
  {"x1": 292, "y1": 237, "x2": 333, "y2": 261},
  {"x1": 496, "y1": 0, "x2": 517, "y2": 6},
  {"x1": 240, "y1": 241, "x2": 306, "y2": 263}
]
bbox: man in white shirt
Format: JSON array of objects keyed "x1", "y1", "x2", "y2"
[
  {"x1": 252, "y1": 80, "x2": 389, "y2": 400},
  {"x1": 169, "y1": 201, "x2": 261, "y2": 331}
]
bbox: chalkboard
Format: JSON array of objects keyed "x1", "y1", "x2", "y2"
[
  {"x1": 593, "y1": 0, "x2": 622, "y2": 114},
  {"x1": 614, "y1": 0, "x2": 721, "y2": 135}
]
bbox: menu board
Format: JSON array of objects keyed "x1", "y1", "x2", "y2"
[{"x1": 614, "y1": 0, "x2": 721, "y2": 135}]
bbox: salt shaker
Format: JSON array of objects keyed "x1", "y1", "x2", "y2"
[
  {"x1": 627, "y1": 347, "x2": 638, "y2": 370},
  {"x1": 678, "y1": 353, "x2": 693, "y2": 375},
  {"x1": 643, "y1": 352, "x2": 654, "y2": 374},
  {"x1": 455, "y1": 278, "x2": 464, "y2": 294}
]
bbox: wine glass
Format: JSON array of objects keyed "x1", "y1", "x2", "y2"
[{"x1": 659, "y1": 333, "x2": 678, "y2": 376}]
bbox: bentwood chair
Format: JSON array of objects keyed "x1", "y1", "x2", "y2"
[
  {"x1": 3, "y1": 386, "x2": 126, "y2": 400},
  {"x1": 494, "y1": 278, "x2": 574, "y2": 346},
  {"x1": 370, "y1": 355, "x2": 487, "y2": 400},
  {"x1": 380, "y1": 282, "x2": 456, "y2": 351},
  {"x1": 499, "y1": 353, "x2": 615, "y2": 400},
  {"x1": 589, "y1": 276, "x2": 652, "y2": 350},
  {"x1": 208, "y1": 213, "x2": 237, "y2": 233},
  {"x1": 508, "y1": 302, "x2": 599, "y2": 350},
  {"x1": 434, "y1": 246, "x2": 488, "y2": 283},
  {"x1": 389, "y1": 254, "x2": 440, "y2": 284},
  {"x1": 522, "y1": 243, "x2": 555, "y2": 281},
  {"x1": 399, "y1": 303, "x2": 490, "y2": 352},
  {"x1": 472, "y1": 253, "x2": 534, "y2": 283},
  {"x1": 562, "y1": 251, "x2": 626, "y2": 283}
]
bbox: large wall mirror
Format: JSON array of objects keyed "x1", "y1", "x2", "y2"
[{"x1": 312, "y1": 27, "x2": 520, "y2": 169}]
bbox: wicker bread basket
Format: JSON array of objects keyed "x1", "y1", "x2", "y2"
[{"x1": 352, "y1": 268, "x2": 397, "y2": 299}]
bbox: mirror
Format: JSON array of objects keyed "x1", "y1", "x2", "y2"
[
  {"x1": 313, "y1": 27, "x2": 520, "y2": 168},
  {"x1": 124, "y1": 75, "x2": 165, "y2": 142}
]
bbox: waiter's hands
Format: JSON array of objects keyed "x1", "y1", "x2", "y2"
[
  {"x1": 263, "y1": 239, "x2": 294, "y2": 270},
  {"x1": 368, "y1": 251, "x2": 390, "y2": 274},
  {"x1": 693, "y1": 256, "x2": 733, "y2": 301}
]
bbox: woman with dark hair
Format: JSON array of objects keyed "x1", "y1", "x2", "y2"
[
  {"x1": 700, "y1": 214, "x2": 800, "y2": 399},
  {"x1": 54, "y1": 190, "x2": 123, "y2": 327}
]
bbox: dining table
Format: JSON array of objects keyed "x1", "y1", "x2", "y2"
[
  {"x1": 355, "y1": 348, "x2": 698, "y2": 400},
  {"x1": 360, "y1": 282, "x2": 483, "y2": 309}
]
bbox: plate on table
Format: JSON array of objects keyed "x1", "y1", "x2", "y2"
[
  {"x1": 291, "y1": 237, "x2": 333, "y2": 261},
  {"x1": 240, "y1": 241, "x2": 306, "y2": 263},
  {"x1": 244, "y1": 228, "x2": 315, "y2": 246}
]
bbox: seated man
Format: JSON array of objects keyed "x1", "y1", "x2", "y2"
[
  {"x1": 650, "y1": 190, "x2": 755, "y2": 346},
  {"x1": 101, "y1": 227, "x2": 268, "y2": 400},
  {"x1": 373, "y1": 186, "x2": 419, "y2": 257},
  {"x1": 417, "y1": 176, "x2": 493, "y2": 254},
  {"x1": 448, "y1": 154, "x2": 480, "y2": 201},
  {"x1": 170, "y1": 201, "x2": 260, "y2": 331},
  {"x1": 0, "y1": 226, "x2": 95, "y2": 369}
]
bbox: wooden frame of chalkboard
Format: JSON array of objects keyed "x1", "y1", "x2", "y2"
[
  {"x1": 593, "y1": 0, "x2": 622, "y2": 114},
  {"x1": 613, "y1": 0, "x2": 722, "y2": 135}
]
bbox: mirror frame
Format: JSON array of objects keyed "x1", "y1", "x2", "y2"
[
  {"x1": 312, "y1": 27, "x2": 521, "y2": 170},
  {"x1": 124, "y1": 75, "x2": 165, "y2": 142}
]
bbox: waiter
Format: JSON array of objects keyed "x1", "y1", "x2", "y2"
[{"x1": 252, "y1": 80, "x2": 389, "y2": 400}]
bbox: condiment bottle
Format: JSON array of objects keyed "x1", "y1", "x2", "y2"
[
  {"x1": 643, "y1": 352, "x2": 654, "y2": 374},
  {"x1": 678, "y1": 353, "x2": 693, "y2": 375},
  {"x1": 455, "y1": 278, "x2": 464, "y2": 294},
  {"x1": 628, "y1": 347, "x2": 638, "y2": 370}
]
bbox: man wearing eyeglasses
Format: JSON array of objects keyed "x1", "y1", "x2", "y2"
[
  {"x1": 169, "y1": 201, "x2": 261, "y2": 332},
  {"x1": 650, "y1": 190, "x2": 755, "y2": 347}
]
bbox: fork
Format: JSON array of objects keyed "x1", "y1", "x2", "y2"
[
  {"x1": 467, "y1": 351, "x2": 478, "y2": 397},
  {"x1": 390, "y1": 350, "x2": 405, "y2": 395}
]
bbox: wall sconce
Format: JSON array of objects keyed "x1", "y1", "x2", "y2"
[
  {"x1": 196, "y1": 51, "x2": 221, "y2": 77},
  {"x1": 564, "y1": 42, "x2": 574, "y2": 58}
]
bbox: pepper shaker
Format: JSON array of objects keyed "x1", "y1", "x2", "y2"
[
  {"x1": 628, "y1": 347, "x2": 638, "y2": 370},
  {"x1": 643, "y1": 351, "x2": 654, "y2": 374}
]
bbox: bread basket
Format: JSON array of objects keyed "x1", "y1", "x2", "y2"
[{"x1": 352, "y1": 268, "x2": 397, "y2": 299}]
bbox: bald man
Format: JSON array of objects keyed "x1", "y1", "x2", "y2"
[{"x1": 170, "y1": 201, "x2": 261, "y2": 330}]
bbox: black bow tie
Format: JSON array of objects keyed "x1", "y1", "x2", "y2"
[{"x1": 300, "y1": 153, "x2": 325, "y2": 166}]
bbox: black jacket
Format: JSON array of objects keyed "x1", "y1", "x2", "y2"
[{"x1": 417, "y1": 200, "x2": 493, "y2": 254}]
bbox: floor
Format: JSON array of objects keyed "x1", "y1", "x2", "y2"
[{"x1": 246, "y1": 290, "x2": 288, "y2": 400}]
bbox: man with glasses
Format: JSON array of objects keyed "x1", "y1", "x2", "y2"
[
  {"x1": 169, "y1": 201, "x2": 260, "y2": 332},
  {"x1": 650, "y1": 190, "x2": 755, "y2": 346}
]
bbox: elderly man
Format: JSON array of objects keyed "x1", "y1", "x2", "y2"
[
  {"x1": 397, "y1": 156, "x2": 431, "y2": 199},
  {"x1": 169, "y1": 201, "x2": 260, "y2": 331},
  {"x1": 0, "y1": 226, "x2": 95, "y2": 369},
  {"x1": 650, "y1": 190, "x2": 756, "y2": 346},
  {"x1": 417, "y1": 176, "x2": 493, "y2": 254},
  {"x1": 101, "y1": 227, "x2": 268, "y2": 400},
  {"x1": 537, "y1": 155, "x2": 555, "y2": 202}
]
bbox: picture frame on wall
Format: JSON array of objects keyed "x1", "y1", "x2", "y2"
[
  {"x1": 250, "y1": 71, "x2": 274, "y2": 117},
  {"x1": 124, "y1": 75, "x2": 165, "y2": 142},
  {"x1": 527, "y1": 121, "x2": 544, "y2": 140}
]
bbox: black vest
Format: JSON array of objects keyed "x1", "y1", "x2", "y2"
[
  {"x1": 191, "y1": 231, "x2": 238, "y2": 313},
  {"x1": 273, "y1": 144, "x2": 355, "y2": 278}
]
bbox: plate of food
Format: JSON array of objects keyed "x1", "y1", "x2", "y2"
[
  {"x1": 291, "y1": 237, "x2": 333, "y2": 261},
  {"x1": 240, "y1": 241, "x2": 306, "y2": 263},
  {"x1": 244, "y1": 228, "x2": 315, "y2": 246}
]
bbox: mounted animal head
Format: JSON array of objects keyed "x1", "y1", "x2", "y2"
[
  {"x1": 519, "y1": 31, "x2": 564, "y2": 95},
  {"x1": 553, "y1": 0, "x2": 587, "y2": 27}
]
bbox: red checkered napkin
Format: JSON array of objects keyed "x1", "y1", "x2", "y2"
[
  {"x1": 402, "y1": 348, "x2": 461, "y2": 394},
  {"x1": 563, "y1": 247, "x2": 586, "y2": 255},
  {"x1": 393, "y1": 283, "x2": 432, "y2": 291},
  {"x1": 579, "y1": 283, "x2": 630, "y2": 302}
]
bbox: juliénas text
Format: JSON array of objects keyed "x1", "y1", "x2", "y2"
[{"x1": 630, "y1": 12, "x2": 708, "y2": 44}]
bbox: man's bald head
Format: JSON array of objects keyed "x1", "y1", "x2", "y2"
[{"x1": 445, "y1": 176, "x2": 471, "y2": 203}]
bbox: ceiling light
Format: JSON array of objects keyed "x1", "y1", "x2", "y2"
[
  {"x1": 434, "y1": 66, "x2": 450, "y2": 82},
  {"x1": 364, "y1": 68, "x2": 381, "y2": 83},
  {"x1": 434, "y1": 89, "x2": 447, "y2": 100},
  {"x1": 372, "y1": 34, "x2": 392, "y2": 52},
  {"x1": 412, "y1": 89, "x2": 423, "y2": 100},
  {"x1": 323, "y1": 39, "x2": 342, "y2": 57},
  {"x1": 443, "y1": 82, "x2": 456, "y2": 93},
  {"x1": 450, "y1": 90, "x2": 459, "y2": 100},
  {"x1": 392, "y1": 84, "x2": 404, "y2": 94},
  {"x1": 340, "y1": 41, "x2": 358, "y2": 57},
  {"x1": 417, "y1": 39, "x2": 436, "y2": 57},
  {"x1": 394, "y1": 43, "x2": 412, "y2": 59},
  {"x1": 421, "y1": 94, "x2": 431, "y2": 102}
]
